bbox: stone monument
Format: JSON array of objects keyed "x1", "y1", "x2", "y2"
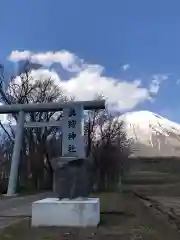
[
  {"x1": 31, "y1": 103, "x2": 100, "y2": 227},
  {"x1": 50, "y1": 104, "x2": 93, "y2": 199},
  {"x1": 50, "y1": 156, "x2": 93, "y2": 199}
]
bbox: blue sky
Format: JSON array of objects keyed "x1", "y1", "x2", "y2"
[{"x1": 0, "y1": 0, "x2": 180, "y2": 122}]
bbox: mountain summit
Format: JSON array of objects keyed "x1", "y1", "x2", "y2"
[{"x1": 119, "y1": 111, "x2": 180, "y2": 157}]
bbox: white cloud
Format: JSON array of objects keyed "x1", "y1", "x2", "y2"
[
  {"x1": 9, "y1": 50, "x2": 32, "y2": 61},
  {"x1": 7, "y1": 50, "x2": 164, "y2": 114},
  {"x1": 177, "y1": 79, "x2": 180, "y2": 85},
  {"x1": 9, "y1": 50, "x2": 83, "y2": 73},
  {"x1": 57, "y1": 70, "x2": 151, "y2": 111},
  {"x1": 149, "y1": 74, "x2": 168, "y2": 94},
  {"x1": 121, "y1": 64, "x2": 130, "y2": 72},
  {"x1": 149, "y1": 79, "x2": 160, "y2": 94}
]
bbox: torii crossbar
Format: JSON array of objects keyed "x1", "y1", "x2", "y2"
[{"x1": 0, "y1": 100, "x2": 105, "y2": 196}]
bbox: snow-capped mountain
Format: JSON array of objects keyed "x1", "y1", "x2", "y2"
[{"x1": 119, "y1": 111, "x2": 180, "y2": 157}]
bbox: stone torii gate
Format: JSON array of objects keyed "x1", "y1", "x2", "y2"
[{"x1": 0, "y1": 100, "x2": 105, "y2": 196}]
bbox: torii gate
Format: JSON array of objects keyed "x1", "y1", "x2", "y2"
[{"x1": 0, "y1": 100, "x2": 105, "y2": 196}]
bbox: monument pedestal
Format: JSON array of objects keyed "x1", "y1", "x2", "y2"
[{"x1": 31, "y1": 198, "x2": 100, "y2": 227}]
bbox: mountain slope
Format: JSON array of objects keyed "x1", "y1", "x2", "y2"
[{"x1": 119, "y1": 111, "x2": 180, "y2": 157}]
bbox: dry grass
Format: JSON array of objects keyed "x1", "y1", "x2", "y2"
[
  {"x1": 1, "y1": 170, "x2": 180, "y2": 239},
  {"x1": 0, "y1": 191, "x2": 179, "y2": 240},
  {"x1": 124, "y1": 170, "x2": 180, "y2": 185},
  {"x1": 124, "y1": 170, "x2": 180, "y2": 197}
]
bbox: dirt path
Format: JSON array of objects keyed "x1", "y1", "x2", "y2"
[
  {"x1": 0, "y1": 192, "x2": 52, "y2": 230},
  {"x1": 131, "y1": 193, "x2": 180, "y2": 239}
]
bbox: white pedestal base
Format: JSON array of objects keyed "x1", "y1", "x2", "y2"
[{"x1": 31, "y1": 198, "x2": 100, "y2": 227}]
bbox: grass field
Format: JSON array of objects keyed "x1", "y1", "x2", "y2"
[
  {"x1": 124, "y1": 170, "x2": 180, "y2": 196},
  {"x1": 1, "y1": 191, "x2": 180, "y2": 240},
  {"x1": 1, "y1": 170, "x2": 180, "y2": 239}
]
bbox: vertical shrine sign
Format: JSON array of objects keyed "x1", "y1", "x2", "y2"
[{"x1": 62, "y1": 104, "x2": 85, "y2": 158}]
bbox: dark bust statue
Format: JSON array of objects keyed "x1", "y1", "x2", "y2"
[{"x1": 50, "y1": 156, "x2": 93, "y2": 200}]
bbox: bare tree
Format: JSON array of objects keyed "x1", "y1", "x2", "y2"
[
  {"x1": 0, "y1": 64, "x2": 69, "y2": 191},
  {"x1": 84, "y1": 94, "x2": 105, "y2": 157},
  {"x1": 0, "y1": 136, "x2": 13, "y2": 194},
  {"x1": 88, "y1": 110, "x2": 131, "y2": 191}
]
